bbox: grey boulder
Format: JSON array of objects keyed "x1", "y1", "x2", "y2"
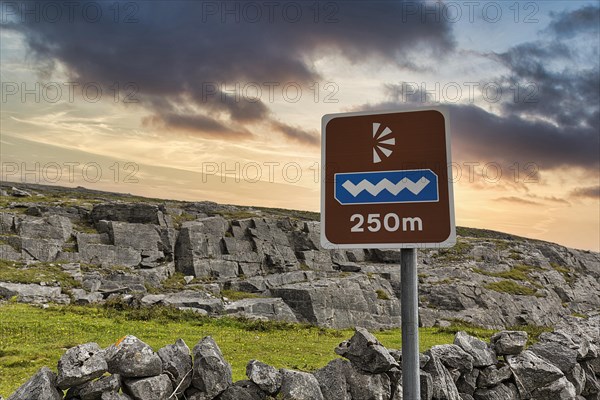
[
  {"x1": 123, "y1": 374, "x2": 173, "y2": 400},
  {"x1": 157, "y1": 339, "x2": 192, "y2": 396},
  {"x1": 490, "y1": 331, "x2": 528, "y2": 355},
  {"x1": 427, "y1": 344, "x2": 474, "y2": 374},
  {"x1": 77, "y1": 374, "x2": 121, "y2": 400},
  {"x1": 7, "y1": 367, "x2": 63, "y2": 400},
  {"x1": 335, "y1": 327, "x2": 398, "y2": 373},
  {"x1": 473, "y1": 382, "x2": 519, "y2": 400},
  {"x1": 454, "y1": 331, "x2": 497, "y2": 368},
  {"x1": 423, "y1": 353, "x2": 461, "y2": 400},
  {"x1": 105, "y1": 335, "x2": 162, "y2": 378},
  {"x1": 279, "y1": 369, "x2": 324, "y2": 400},
  {"x1": 57, "y1": 342, "x2": 108, "y2": 389},
  {"x1": 507, "y1": 350, "x2": 576, "y2": 399},
  {"x1": 216, "y1": 380, "x2": 266, "y2": 400},
  {"x1": 101, "y1": 393, "x2": 133, "y2": 400},
  {"x1": 191, "y1": 336, "x2": 232, "y2": 399},
  {"x1": 476, "y1": 365, "x2": 512, "y2": 389},
  {"x1": 246, "y1": 359, "x2": 282, "y2": 395},
  {"x1": 314, "y1": 358, "x2": 391, "y2": 400}
]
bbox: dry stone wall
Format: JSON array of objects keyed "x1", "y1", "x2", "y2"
[{"x1": 5, "y1": 316, "x2": 600, "y2": 400}]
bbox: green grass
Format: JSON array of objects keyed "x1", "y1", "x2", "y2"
[
  {"x1": 0, "y1": 303, "x2": 475, "y2": 396},
  {"x1": 0, "y1": 260, "x2": 81, "y2": 290},
  {"x1": 484, "y1": 280, "x2": 540, "y2": 296},
  {"x1": 474, "y1": 264, "x2": 543, "y2": 289},
  {"x1": 375, "y1": 289, "x2": 391, "y2": 300},
  {"x1": 434, "y1": 239, "x2": 474, "y2": 262},
  {"x1": 171, "y1": 212, "x2": 198, "y2": 229},
  {"x1": 550, "y1": 262, "x2": 576, "y2": 285}
]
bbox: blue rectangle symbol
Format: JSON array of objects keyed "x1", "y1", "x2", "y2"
[{"x1": 335, "y1": 169, "x2": 439, "y2": 205}]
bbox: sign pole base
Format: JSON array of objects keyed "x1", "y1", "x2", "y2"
[{"x1": 401, "y1": 248, "x2": 420, "y2": 399}]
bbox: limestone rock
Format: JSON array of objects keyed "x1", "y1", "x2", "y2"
[
  {"x1": 454, "y1": 331, "x2": 497, "y2": 368},
  {"x1": 279, "y1": 369, "x2": 323, "y2": 400},
  {"x1": 334, "y1": 327, "x2": 398, "y2": 373},
  {"x1": 0, "y1": 282, "x2": 69, "y2": 304},
  {"x1": 314, "y1": 359, "x2": 351, "y2": 400},
  {"x1": 7, "y1": 367, "x2": 62, "y2": 400},
  {"x1": 216, "y1": 380, "x2": 266, "y2": 400},
  {"x1": 157, "y1": 339, "x2": 192, "y2": 397},
  {"x1": 191, "y1": 336, "x2": 232, "y2": 399},
  {"x1": 423, "y1": 353, "x2": 461, "y2": 400},
  {"x1": 246, "y1": 359, "x2": 282, "y2": 395},
  {"x1": 57, "y1": 342, "x2": 108, "y2": 389},
  {"x1": 105, "y1": 335, "x2": 162, "y2": 378},
  {"x1": 91, "y1": 203, "x2": 163, "y2": 225},
  {"x1": 271, "y1": 275, "x2": 401, "y2": 330},
  {"x1": 225, "y1": 298, "x2": 298, "y2": 322},
  {"x1": 490, "y1": 331, "x2": 528, "y2": 355},
  {"x1": 529, "y1": 340, "x2": 579, "y2": 372},
  {"x1": 123, "y1": 374, "x2": 173, "y2": 400},
  {"x1": 77, "y1": 374, "x2": 121, "y2": 400},
  {"x1": 427, "y1": 344, "x2": 474, "y2": 375},
  {"x1": 476, "y1": 364, "x2": 512, "y2": 389},
  {"x1": 314, "y1": 358, "x2": 391, "y2": 400},
  {"x1": 100, "y1": 393, "x2": 132, "y2": 400},
  {"x1": 507, "y1": 350, "x2": 576, "y2": 399},
  {"x1": 473, "y1": 382, "x2": 519, "y2": 400},
  {"x1": 11, "y1": 187, "x2": 31, "y2": 197},
  {"x1": 344, "y1": 361, "x2": 391, "y2": 400}
]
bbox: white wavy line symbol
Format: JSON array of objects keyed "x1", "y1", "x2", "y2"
[{"x1": 342, "y1": 177, "x2": 430, "y2": 197}]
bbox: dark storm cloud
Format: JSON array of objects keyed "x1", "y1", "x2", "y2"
[
  {"x1": 448, "y1": 104, "x2": 599, "y2": 171},
  {"x1": 570, "y1": 186, "x2": 600, "y2": 200},
  {"x1": 373, "y1": 4, "x2": 600, "y2": 177},
  {"x1": 547, "y1": 5, "x2": 600, "y2": 38},
  {"x1": 369, "y1": 86, "x2": 599, "y2": 172},
  {"x1": 490, "y1": 41, "x2": 599, "y2": 129},
  {"x1": 4, "y1": 0, "x2": 455, "y2": 142}
]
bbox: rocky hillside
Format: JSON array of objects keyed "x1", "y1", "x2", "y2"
[{"x1": 1, "y1": 183, "x2": 599, "y2": 330}]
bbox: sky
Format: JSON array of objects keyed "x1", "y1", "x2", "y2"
[{"x1": 0, "y1": 0, "x2": 599, "y2": 251}]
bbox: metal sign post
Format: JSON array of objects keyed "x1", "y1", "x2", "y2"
[
  {"x1": 401, "y1": 248, "x2": 420, "y2": 399},
  {"x1": 321, "y1": 107, "x2": 455, "y2": 399}
]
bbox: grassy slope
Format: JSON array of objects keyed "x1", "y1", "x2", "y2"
[{"x1": 0, "y1": 303, "x2": 497, "y2": 396}]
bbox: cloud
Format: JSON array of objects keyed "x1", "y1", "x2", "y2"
[
  {"x1": 360, "y1": 95, "x2": 599, "y2": 173},
  {"x1": 547, "y1": 5, "x2": 600, "y2": 38},
  {"x1": 489, "y1": 41, "x2": 599, "y2": 129},
  {"x1": 142, "y1": 113, "x2": 252, "y2": 139},
  {"x1": 4, "y1": 0, "x2": 455, "y2": 143},
  {"x1": 526, "y1": 194, "x2": 571, "y2": 205},
  {"x1": 496, "y1": 196, "x2": 540, "y2": 206},
  {"x1": 270, "y1": 121, "x2": 319, "y2": 146},
  {"x1": 570, "y1": 186, "x2": 600, "y2": 199},
  {"x1": 374, "y1": 5, "x2": 600, "y2": 176}
]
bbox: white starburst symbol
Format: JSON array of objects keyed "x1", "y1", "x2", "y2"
[{"x1": 372, "y1": 122, "x2": 395, "y2": 163}]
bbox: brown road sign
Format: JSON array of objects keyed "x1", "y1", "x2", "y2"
[{"x1": 321, "y1": 107, "x2": 455, "y2": 249}]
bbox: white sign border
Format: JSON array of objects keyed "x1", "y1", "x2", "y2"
[{"x1": 320, "y1": 106, "x2": 456, "y2": 249}]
